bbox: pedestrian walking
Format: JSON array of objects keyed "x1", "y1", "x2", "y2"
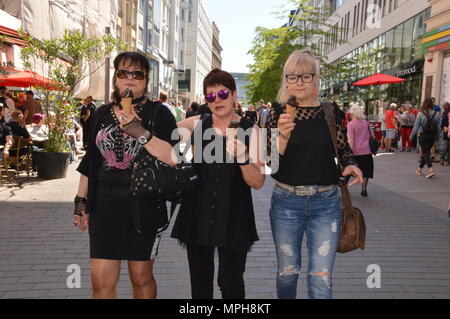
[
  {"x1": 440, "y1": 102, "x2": 449, "y2": 166},
  {"x1": 73, "y1": 51, "x2": 178, "y2": 299},
  {"x1": 244, "y1": 105, "x2": 258, "y2": 125},
  {"x1": 385, "y1": 103, "x2": 398, "y2": 152},
  {"x1": 171, "y1": 68, "x2": 265, "y2": 299},
  {"x1": 347, "y1": 105, "x2": 375, "y2": 197},
  {"x1": 400, "y1": 105, "x2": 415, "y2": 152},
  {"x1": 186, "y1": 102, "x2": 200, "y2": 118},
  {"x1": 266, "y1": 49, "x2": 363, "y2": 299},
  {"x1": 411, "y1": 98, "x2": 441, "y2": 178}
]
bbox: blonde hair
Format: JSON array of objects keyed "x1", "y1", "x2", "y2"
[
  {"x1": 277, "y1": 49, "x2": 320, "y2": 104},
  {"x1": 349, "y1": 104, "x2": 366, "y2": 120}
]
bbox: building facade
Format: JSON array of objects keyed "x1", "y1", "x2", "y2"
[
  {"x1": 296, "y1": 0, "x2": 432, "y2": 119},
  {"x1": 421, "y1": 0, "x2": 450, "y2": 105},
  {"x1": 211, "y1": 22, "x2": 223, "y2": 70},
  {"x1": 230, "y1": 73, "x2": 250, "y2": 104},
  {"x1": 184, "y1": 0, "x2": 213, "y2": 105}
]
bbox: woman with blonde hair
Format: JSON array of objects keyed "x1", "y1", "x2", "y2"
[
  {"x1": 347, "y1": 105, "x2": 375, "y2": 197},
  {"x1": 266, "y1": 49, "x2": 363, "y2": 299}
]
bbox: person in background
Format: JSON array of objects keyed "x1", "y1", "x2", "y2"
[
  {"x1": 15, "y1": 92, "x2": 27, "y2": 113},
  {"x1": 22, "y1": 90, "x2": 43, "y2": 125},
  {"x1": 385, "y1": 103, "x2": 398, "y2": 153},
  {"x1": 235, "y1": 102, "x2": 244, "y2": 116},
  {"x1": 440, "y1": 102, "x2": 450, "y2": 166},
  {"x1": 400, "y1": 105, "x2": 415, "y2": 152},
  {"x1": 80, "y1": 96, "x2": 96, "y2": 150},
  {"x1": 26, "y1": 113, "x2": 49, "y2": 149},
  {"x1": 347, "y1": 105, "x2": 375, "y2": 197},
  {"x1": 380, "y1": 106, "x2": 387, "y2": 150},
  {"x1": 0, "y1": 106, "x2": 13, "y2": 161},
  {"x1": 244, "y1": 105, "x2": 258, "y2": 125},
  {"x1": 258, "y1": 102, "x2": 271, "y2": 128},
  {"x1": 186, "y1": 102, "x2": 200, "y2": 118},
  {"x1": 0, "y1": 86, "x2": 16, "y2": 123},
  {"x1": 411, "y1": 98, "x2": 441, "y2": 178}
]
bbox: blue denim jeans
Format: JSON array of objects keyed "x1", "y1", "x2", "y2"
[{"x1": 270, "y1": 184, "x2": 341, "y2": 299}]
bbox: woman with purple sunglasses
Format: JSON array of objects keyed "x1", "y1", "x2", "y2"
[{"x1": 171, "y1": 69, "x2": 266, "y2": 299}]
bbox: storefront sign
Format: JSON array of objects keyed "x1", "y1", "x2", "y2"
[{"x1": 396, "y1": 65, "x2": 417, "y2": 77}]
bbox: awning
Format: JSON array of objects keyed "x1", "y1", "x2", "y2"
[
  {"x1": 353, "y1": 73, "x2": 406, "y2": 86},
  {"x1": 0, "y1": 70, "x2": 62, "y2": 90},
  {"x1": 0, "y1": 25, "x2": 27, "y2": 46}
]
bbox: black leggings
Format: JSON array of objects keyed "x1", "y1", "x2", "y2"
[
  {"x1": 419, "y1": 134, "x2": 436, "y2": 169},
  {"x1": 186, "y1": 244, "x2": 248, "y2": 299}
]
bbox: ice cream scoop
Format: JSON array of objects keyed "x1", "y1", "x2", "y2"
[
  {"x1": 120, "y1": 88, "x2": 134, "y2": 113},
  {"x1": 286, "y1": 95, "x2": 298, "y2": 118}
]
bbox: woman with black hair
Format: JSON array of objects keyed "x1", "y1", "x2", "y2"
[
  {"x1": 172, "y1": 68, "x2": 265, "y2": 299},
  {"x1": 73, "y1": 51, "x2": 178, "y2": 299}
]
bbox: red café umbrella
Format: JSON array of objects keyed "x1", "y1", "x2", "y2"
[
  {"x1": 0, "y1": 70, "x2": 60, "y2": 90},
  {"x1": 353, "y1": 73, "x2": 406, "y2": 86}
]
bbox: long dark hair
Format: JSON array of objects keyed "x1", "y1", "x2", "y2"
[
  {"x1": 112, "y1": 51, "x2": 150, "y2": 104},
  {"x1": 421, "y1": 98, "x2": 434, "y2": 116}
]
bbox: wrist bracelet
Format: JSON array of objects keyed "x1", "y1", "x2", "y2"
[{"x1": 74, "y1": 195, "x2": 87, "y2": 204}]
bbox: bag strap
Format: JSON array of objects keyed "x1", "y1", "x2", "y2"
[{"x1": 322, "y1": 102, "x2": 354, "y2": 212}]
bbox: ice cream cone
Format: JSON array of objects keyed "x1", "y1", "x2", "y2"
[
  {"x1": 286, "y1": 96, "x2": 298, "y2": 119},
  {"x1": 121, "y1": 89, "x2": 134, "y2": 113}
]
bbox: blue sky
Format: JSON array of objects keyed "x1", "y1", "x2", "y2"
[{"x1": 203, "y1": 0, "x2": 291, "y2": 74}]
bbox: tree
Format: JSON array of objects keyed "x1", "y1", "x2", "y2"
[
  {"x1": 19, "y1": 30, "x2": 126, "y2": 152},
  {"x1": 245, "y1": 0, "x2": 341, "y2": 104}
]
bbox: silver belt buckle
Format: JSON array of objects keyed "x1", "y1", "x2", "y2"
[{"x1": 294, "y1": 186, "x2": 316, "y2": 196}]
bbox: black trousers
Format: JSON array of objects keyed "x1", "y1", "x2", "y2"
[
  {"x1": 419, "y1": 134, "x2": 436, "y2": 169},
  {"x1": 186, "y1": 244, "x2": 248, "y2": 299}
]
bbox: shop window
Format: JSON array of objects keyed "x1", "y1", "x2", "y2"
[
  {"x1": 383, "y1": 29, "x2": 394, "y2": 71},
  {"x1": 401, "y1": 18, "x2": 414, "y2": 65},
  {"x1": 392, "y1": 24, "x2": 403, "y2": 68},
  {"x1": 411, "y1": 11, "x2": 426, "y2": 61}
]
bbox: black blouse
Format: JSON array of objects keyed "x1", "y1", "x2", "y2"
[
  {"x1": 171, "y1": 115, "x2": 259, "y2": 250},
  {"x1": 266, "y1": 103, "x2": 357, "y2": 186}
]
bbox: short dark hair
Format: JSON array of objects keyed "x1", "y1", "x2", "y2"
[
  {"x1": 26, "y1": 90, "x2": 34, "y2": 95},
  {"x1": 112, "y1": 51, "x2": 150, "y2": 103},
  {"x1": 0, "y1": 86, "x2": 6, "y2": 91},
  {"x1": 203, "y1": 69, "x2": 236, "y2": 96},
  {"x1": 190, "y1": 102, "x2": 200, "y2": 112},
  {"x1": 159, "y1": 92, "x2": 168, "y2": 102}
]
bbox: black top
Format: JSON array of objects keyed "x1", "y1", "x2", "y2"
[
  {"x1": 171, "y1": 115, "x2": 259, "y2": 250},
  {"x1": 77, "y1": 100, "x2": 178, "y2": 235},
  {"x1": 442, "y1": 109, "x2": 449, "y2": 141},
  {"x1": 186, "y1": 110, "x2": 198, "y2": 118},
  {"x1": 267, "y1": 103, "x2": 357, "y2": 186},
  {"x1": 0, "y1": 122, "x2": 12, "y2": 145},
  {"x1": 6, "y1": 122, "x2": 30, "y2": 139}
]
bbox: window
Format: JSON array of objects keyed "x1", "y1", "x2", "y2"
[
  {"x1": 382, "y1": 0, "x2": 386, "y2": 17},
  {"x1": 383, "y1": 29, "x2": 394, "y2": 70},
  {"x1": 126, "y1": 0, "x2": 131, "y2": 25},
  {"x1": 411, "y1": 11, "x2": 426, "y2": 61},
  {"x1": 401, "y1": 18, "x2": 414, "y2": 64},
  {"x1": 139, "y1": 0, "x2": 144, "y2": 12},
  {"x1": 392, "y1": 24, "x2": 403, "y2": 68},
  {"x1": 139, "y1": 27, "x2": 144, "y2": 44},
  {"x1": 352, "y1": 5, "x2": 357, "y2": 37},
  {"x1": 188, "y1": 10, "x2": 192, "y2": 23}
]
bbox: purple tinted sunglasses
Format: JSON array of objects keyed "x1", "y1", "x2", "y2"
[{"x1": 205, "y1": 90, "x2": 230, "y2": 103}]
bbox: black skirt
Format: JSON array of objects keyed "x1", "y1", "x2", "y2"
[
  {"x1": 354, "y1": 154, "x2": 374, "y2": 179},
  {"x1": 89, "y1": 231, "x2": 163, "y2": 261}
]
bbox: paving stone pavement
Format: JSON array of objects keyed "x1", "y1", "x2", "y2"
[{"x1": 0, "y1": 150, "x2": 449, "y2": 299}]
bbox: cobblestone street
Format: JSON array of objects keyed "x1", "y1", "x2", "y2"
[{"x1": 0, "y1": 150, "x2": 449, "y2": 299}]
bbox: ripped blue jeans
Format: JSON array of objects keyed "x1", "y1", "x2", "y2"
[{"x1": 269, "y1": 184, "x2": 341, "y2": 299}]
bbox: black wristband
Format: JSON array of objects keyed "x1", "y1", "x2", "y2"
[{"x1": 74, "y1": 195, "x2": 87, "y2": 204}]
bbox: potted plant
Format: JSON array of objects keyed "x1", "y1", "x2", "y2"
[{"x1": 19, "y1": 30, "x2": 125, "y2": 179}]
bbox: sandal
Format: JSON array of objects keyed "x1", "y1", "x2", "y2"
[
  {"x1": 415, "y1": 168, "x2": 422, "y2": 175},
  {"x1": 425, "y1": 172, "x2": 435, "y2": 179}
]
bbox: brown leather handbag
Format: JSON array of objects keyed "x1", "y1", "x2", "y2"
[{"x1": 323, "y1": 103, "x2": 366, "y2": 253}]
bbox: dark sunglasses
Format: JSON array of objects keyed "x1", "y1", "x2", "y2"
[
  {"x1": 117, "y1": 69, "x2": 146, "y2": 80},
  {"x1": 205, "y1": 90, "x2": 230, "y2": 103}
]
